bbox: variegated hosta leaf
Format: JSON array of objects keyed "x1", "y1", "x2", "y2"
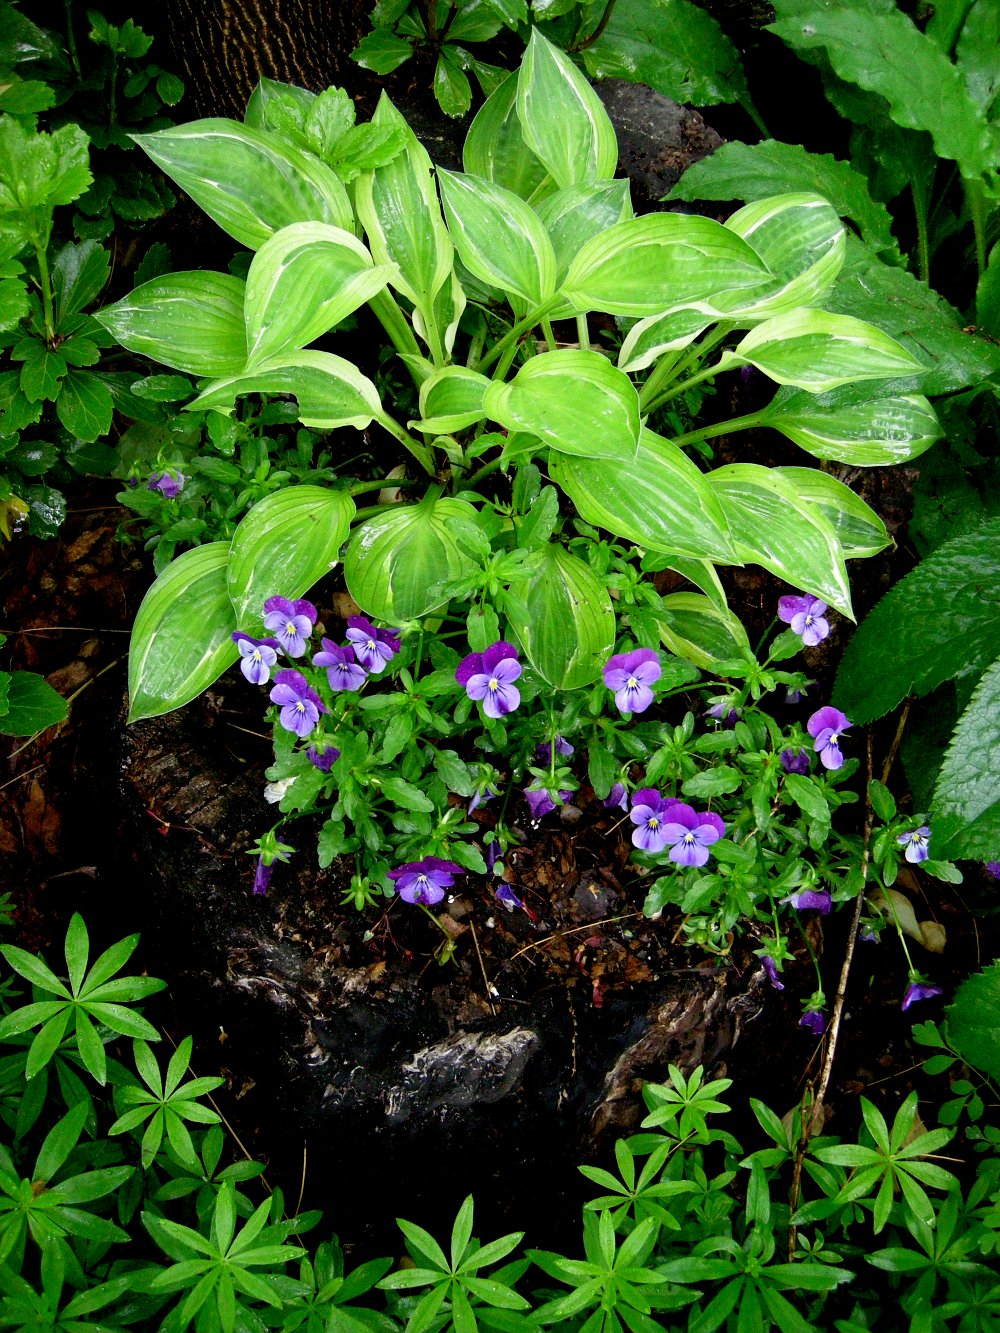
[
  {"x1": 561, "y1": 213, "x2": 771, "y2": 317},
  {"x1": 463, "y1": 72, "x2": 549, "y2": 201},
  {"x1": 643, "y1": 554, "x2": 729, "y2": 610},
  {"x1": 94, "y1": 272, "x2": 247, "y2": 377},
  {"x1": 516, "y1": 29, "x2": 618, "y2": 191},
  {"x1": 724, "y1": 192, "x2": 846, "y2": 317},
  {"x1": 128, "y1": 544, "x2": 237, "y2": 723},
  {"x1": 762, "y1": 386, "x2": 942, "y2": 465},
  {"x1": 657, "y1": 592, "x2": 752, "y2": 672},
  {"x1": 549, "y1": 427, "x2": 736, "y2": 561},
  {"x1": 354, "y1": 94, "x2": 454, "y2": 348},
  {"x1": 505, "y1": 543, "x2": 616, "y2": 689},
  {"x1": 410, "y1": 365, "x2": 490, "y2": 434},
  {"x1": 344, "y1": 497, "x2": 481, "y2": 620},
  {"x1": 438, "y1": 169, "x2": 556, "y2": 306},
  {"x1": 718, "y1": 308, "x2": 925, "y2": 392},
  {"x1": 773, "y1": 467, "x2": 890, "y2": 559},
  {"x1": 227, "y1": 486, "x2": 356, "y2": 631},
  {"x1": 244, "y1": 222, "x2": 396, "y2": 365},
  {"x1": 133, "y1": 120, "x2": 352, "y2": 251},
  {"x1": 534, "y1": 180, "x2": 633, "y2": 318},
  {"x1": 483, "y1": 348, "x2": 639, "y2": 460},
  {"x1": 187, "y1": 350, "x2": 382, "y2": 431},
  {"x1": 707, "y1": 462, "x2": 854, "y2": 617}
]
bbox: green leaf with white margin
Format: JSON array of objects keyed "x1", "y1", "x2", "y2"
[
  {"x1": 484, "y1": 348, "x2": 639, "y2": 461},
  {"x1": 717, "y1": 309, "x2": 925, "y2": 393},
  {"x1": 834, "y1": 518, "x2": 1000, "y2": 724},
  {"x1": 244, "y1": 223, "x2": 396, "y2": 365},
  {"x1": 947, "y1": 960, "x2": 1000, "y2": 1082},
  {"x1": 707, "y1": 463, "x2": 853, "y2": 617},
  {"x1": 463, "y1": 72, "x2": 549, "y2": 202},
  {"x1": 438, "y1": 170, "x2": 556, "y2": 306},
  {"x1": 549, "y1": 427, "x2": 736, "y2": 561},
  {"x1": 656, "y1": 592, "x2": 752, "y2": 672},
  {"x1": 534, "y1": 180, "x2": 633, "y2": 318},
  {"x1": 774, "y1": 467, "x2": 889, "y2": 559},
  {"x1": 561, "y1": 213, "x2": 771, "y2": 317},
  {"x1": 761, "y1": 384, "x2": 942, "y2": 466},
  {"x1": 187, "y1": 350, "x2": 381, "y2": 431},
  {"x1": 505, "y1": 543, "x2": 615, "y2": 689},
  {"x1": 344, "y1": 496, "x2": 480, "y2": 620},
  {"x1": 94, "y1": 272, "x2": 248, "y2": 377},
  {"x1": 0, "y1": 672, "x2": 68, "y2": 736},
  {"x1": 354, "y1": 94, "x2": 454, "y2": 350},
  {"x1": 668, "y1": 140, "x2": 899, "y2": 259},
  {"x1": 410, "y1": 365, "x2": 489, "y2": 434},
  {"x1": 516, "y1": 29, "x2": 617, "y2": 191},
  {"x1": 133, "y1": 120, "x2": 353, "y2": 251},
  {"x1": 643, "y1": 553, "x2": 729, "y2": 610},
  {"x1": 931, "y1": 657, "x2": 1000, "y2": 860},
  {"x1": 227, "y1": 486, "x2": 355, "y2": 630},
  {"x1": 128, "y1": 543, "x2": 237, "y2": 723}
]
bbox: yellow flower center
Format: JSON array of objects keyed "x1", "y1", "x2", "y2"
[
  {"x1": 627, "y1": 675, "x2": 638, "y2": 688},
  {"x1": 488, "y1": 677, "x2": 499, "y2": 691},
  {"x1": 648, "y1": 817, "x2": 659, "y2": 829},
  {"x1": 286, "y1": 621, "x2": 297, "y2": 635}
]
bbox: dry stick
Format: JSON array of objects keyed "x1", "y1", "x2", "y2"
[
  {"x1": 507, "y1": 911, "x2": 641, "y2": 963},
  {"x1": 469, "y1": 918, "x2": 498, "y2": 1016},
  {"x1": 787, "y1": 703, "x2": 912, "y2": 1260}
]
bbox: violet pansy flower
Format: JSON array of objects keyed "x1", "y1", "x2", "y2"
[
  {"x1": 262, "y1": 596, "x2": 318, "y2": 659},
  {"x1": 269, "y1": 669, "x2": 327, "y2": 738},
  {"x1": 524, "y1": 786, "x2": 571, "y2": 819},
  {"x1": 783, "y1": 886, "x2": 832, "y2": 915},
  {"x1": 148, "y1": 470, "x2": 185, "y2": 499},
  {"x1": 779, "y1": 747, "x2": 810, "y2": 775},
  {"x1": 778, "y1": 594, "x2": 830, "y2": 647},
  {"x1": 897, "y1": 826, "x2": 931, "y2": 864},
  {"x1": 307, "y1": 742, "x2": 340, "y2": 773},
  {"x1": 799, "y1": 1009, "x2": 826, "y2": 1036},
  {"x1": 313, "y1": 639, "x2": 367, "y2": 692},
  {"x1": 807, "y1": 706, "x2": 851, "y2": 770},
  {"x1": 345, "y1": 616, "x2": 401, "y2": 673},
  {"x1": 629, "y1": 788, "x2": 680, "y2": 854},
  {"x1": 388, "y1": 856, "x2": 464, "y2": 906},
  {"x1": 902, "y1": 978, "x2": 943, "y2": 1011},
  {"x1": 603, "y1": 782, "x2": 628, "y2": 811},
  {"x1": 232, "y1": 632, "x2": 281, "y2": 686},
  {"x1": 468, "y1": 786, "x2": 499, "y2": 815},
  {"x1": 536, "y1": 736, "x2": 574, "y2": 764},
  {"x1": 762, "y1": 956, "x2": 785, "y2": 991},
  {"x1": 495, "y1": 883, "x2": 523, "y2": 913},
  {"x1": 456, "y1": 641, "x2": 522, "y2": 719},
  {"x1": 603, "y1": 648, "x2": 661, "y2": 715},
  {"x1": 987, "y1": 862, "x2": 1000, "y2": 879},
  {"x1": 660, "y1": 803, "x2": 726, "y2": 867}
]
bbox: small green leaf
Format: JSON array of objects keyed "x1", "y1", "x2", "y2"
[
  {"x1": 351, "y1": 29, "x2": 415, "y2": 75},
  {"x1": 947, "y1": 961, "x2": 1000, "y2": 1081},
  {"x1": 0, "y1": 671, "x2": 67, "y2": 736},
  {"x1": 55, "y1": 370, "x2": 113, "y2": 442}
]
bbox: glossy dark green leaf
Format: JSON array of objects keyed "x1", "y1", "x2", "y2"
[
  {"x1": 55, "y1": 371, "x2": 113, "y2": 442},
  {"x1": 53, "y1": 240, "x2": 111, "y2": 322},
  {"x1": 94, "y1": 272, "x2": 248, "y2": 377},
  {"x1": 931, "y1": 657, "x2": 1000, "y2": 859},
  {"x1": 947, "y1": 960, "x2": 1000, "y2": 1080}
]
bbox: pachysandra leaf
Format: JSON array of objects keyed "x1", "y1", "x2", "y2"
[
  {"x1": 187, "y1": 350, "x2": 382, "y2": 431},
  {"x1": 133, "y1": 120, "x2": 353, "y2": 250},
  {"x1": 128, "y1": 543, "x2": 238, "y2": 722},
  {"x1": 438, "y1": 169, "x2": 556, "y2": 305},
  {"x1": 549, "y1": 427, "x2": 736, "y2": 561},
  {"x1": 227, "y1": 486, "x2": 355, "y2": 630},
  {"x1": 483, "y1": 348, "x2": 639, "y2": 461},
  {"x1": 94, "y1": 272, "x2": 248, "y2": 377},
  {"x1": 707, "y1": 462, "x2": 854, "y2": 617},
  {"x1": 763, "y1": 385, "x2": 942, "y2": 466},
  {"x1": 505, "y1": 543, "x2": 616, "y2": 689},
  {"x1": 773, "y1": 467, "x2": 890, "y2": 559},
  {"x1": 516, "y1": 29, "x2": 618, "y2": 190},
  {"x1": 931, "y1": 656, "x2": 1000, "y2": 860},
  {"x1": 833, "y1": 517, "x2": 1000, "y2": 723},
  {"x1": 244, "y1": 222, "x2": 396, "y2": 364}
]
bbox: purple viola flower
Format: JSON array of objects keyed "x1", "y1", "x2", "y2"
[
  {"x1": 524, "y1": 786, "x2": 571, "y2": 819},
  {"x1": 269, "y1": 669, "x2": 327, "y2": 738},
  {"x1": 629, "y1": 788, "x2": 680, "y2": 854},
  {"x1": 603, "y1": 782, "x2": 628, "y2": 811},
  {"x1": 786, "y1": 680, "x2": 816, "y2": 705},
  {"x1": 253, "y1": 858, "x2": 273, "y2": 895},
  {"x1": 762, "y1": 956, "x2": 785, "y2": 991},
  {"x1": 468, "y1": 786, "x2": 499, "y2": 815},
  {"x1": 897, "y1": 826, "x2": 931, "y2": 864},
  {"x1": 987, "y1": 862, "x2": 1000, "y2": 879},
  {"x1": 456, "y1": 641, "x2": 522, "y2": 719},
  {"x1": 536, "y1": 736, "x2": 574, "y2": 764},
  {"x1": 783, "y1": 886, "x2": 832, "y2": 914},
  {"x1": 778, "y1": 594, "x2": 830, "y2": 648},
  {"x1": 660, "y1": 803, "x2": 726, "y2": 868},
  {"x1": 307, "y1": 742, "x2": 340, "y2": 773},
  {"x1": 313, "y1": 639, "x2": 368, "y2": 691},
  {"x1": 807, "y1": 706, "x2": 851, "y2": 771},
  {"x1": 486, "y1": 842, "x2": 501, "y2": 875},
  {"x1": 799, "y1": 1009, "x2": 826, "y2": 1036},
  {"x1": 345, "y1": 616, "x2": 401, "y2": 674},
  {"x1": 262, "y1": 596, "x2": 318, "y2": 659},
  {"x1": 148, "y1": 470, "x2": 185, "y2": 499},
  {"x1": 704, "y1": 696, "x2": 741, "y2": 727},
  {"x1": 902, "y1": 979, "x2": 943, "y2": 1011},
  {"x1": 603, "y1": 648, "x2": 662, "y2": 715},
  {"x1": 780, "y1": 747, "x2": 810, "y2": 775},
  {"x1": 232, "y1": 632, "x2": 281, "y2": 686},
  {"x1": 387, "y1": 856, "x2": 464, "y2": 906},
  {"x1": 495, "y1": 883, "x2": 523, "y2": 913}
]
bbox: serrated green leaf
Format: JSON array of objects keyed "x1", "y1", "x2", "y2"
[
  {"x1": 931, "y1": 657, "x2": 1000, "y2": 859},
  {"x1": 128, "y1": 543, "x2": 237, "y2": 722},
  {"x1": 0, "y1": 671, "x2": 67, "y2": 736},
  {"x1": 433, "y1": 52, "x2": 472, "y2": 119},
  {"x1": 53, "y1": 240, "x2": 111, "y2": 321},
  {"x1": 351, "y1": 29, "x2": 415, "y2": 75},
  {"x1": 18, "y1": 342, "x2": 66, "y2": 402},
  {"x1": 833, "y1": 518, "x2": 1000, "y2": 722},
  {"x1": 947, "y1": 960, "x2": 1000, "y2": 1081},
  {"x1": 55, "y1": 370, "x2": 113, "y2": 442},
  {"x1": 94, "y1": 272, "x2": 248, "y2": 377},
  {"x1": 669, "y1": 140, "x2": 899, "y2": 258}
]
